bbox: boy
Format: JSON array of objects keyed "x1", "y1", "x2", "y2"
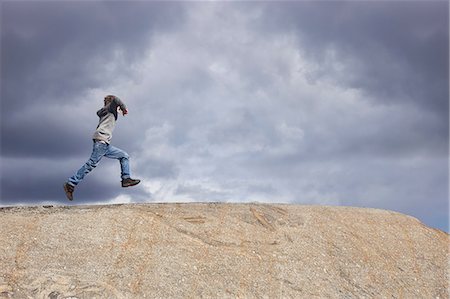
[{"x1": 64, "y1": 95, "x2": 140, "y2": 201}]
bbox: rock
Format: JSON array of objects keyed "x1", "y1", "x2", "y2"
[{"x1": 0, "y1": 203, "x2": 448, "y2": 298}]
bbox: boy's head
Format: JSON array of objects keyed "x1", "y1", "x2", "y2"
[{"x1": 104, "y1": 95, "x2": 115, "y2": 105}]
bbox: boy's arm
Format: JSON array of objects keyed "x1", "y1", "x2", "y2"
[{"x1": 110, "y1": 96, "x2": 128, "y2": 115}]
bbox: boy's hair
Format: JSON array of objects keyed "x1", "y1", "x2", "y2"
[{"x1": 104, "y1": 95, "x2": 115, "y2": 105}]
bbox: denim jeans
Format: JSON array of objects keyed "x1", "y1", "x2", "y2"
[{"x1": 68, "y1": 141, "x2": 131, "y2": 186}]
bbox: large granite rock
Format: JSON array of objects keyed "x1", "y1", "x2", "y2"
[{"x1": 0, "y1": 203, "x2": 448, "y2": 298}]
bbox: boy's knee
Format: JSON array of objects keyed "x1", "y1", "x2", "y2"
[{"x1": 87, "y1": 159, "x2": 99, "y2": 170}]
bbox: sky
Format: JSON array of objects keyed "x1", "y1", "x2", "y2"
[{"x1": 1, "y1": 0, "x2": 448, "y2": 232}]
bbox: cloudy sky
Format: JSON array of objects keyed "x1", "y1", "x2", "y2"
[{"x1": 1, "y1": 1, "x2": 448, "y2": 232}]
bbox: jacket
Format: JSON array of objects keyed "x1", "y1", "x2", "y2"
[{"x1": 92, "y1": 97, "x2": 127, "y2": 144}]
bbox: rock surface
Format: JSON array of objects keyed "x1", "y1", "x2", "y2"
[{"x1": 0, "y1": 203, "x2": 448, "y2": 298}]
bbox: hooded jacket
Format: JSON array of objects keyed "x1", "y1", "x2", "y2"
[{"x1": 92, "y1": 96, "x2": 127, "y2": 144}]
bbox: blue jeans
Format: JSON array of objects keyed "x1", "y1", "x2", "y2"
[{"x1": 68, "y1": 141, "x2": 131, "y2": 186}]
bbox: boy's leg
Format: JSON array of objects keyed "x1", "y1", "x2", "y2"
[
  {"x1": 104, "y1": 145, "x2": 131, "y2": 179},
  {"x1": 67, "y1": 141, "x2": 107, "y2": 186},
  {"x1": 104, "y1": 145, "x2": 140, "y2": 187}
]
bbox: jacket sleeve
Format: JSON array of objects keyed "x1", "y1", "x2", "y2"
[{"x1": 109, "y1": 96, "x2": 127, "y2": 113}]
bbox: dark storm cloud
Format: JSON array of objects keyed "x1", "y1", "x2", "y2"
[
  {"x1": 0, "y1": 158, "x2": 116, "y2": 204},
  {"x1": 0, "y1": 174, "x2": 117, "y2": 205},
  {"x1": 2, "y1": 114, "x2": 91, "y2": 158},
  {"x1": 1, "y1": 0, "x2": 187, "y2": 156},
  {"x1": 1, "y1": 1, "x2": 186, "y2": 204},
  {"x1": 260, "y1": 1, "x2": 448, "y2": 112},
  {"x1": 0, "y1": 156, "x2": 150, "y2": 205},
  {"x1": 251, "y1": 1, "x2": 448, "y2": 193},
  {"x1": 1, "y1": 1, "x2": 186, "y2": 104}
]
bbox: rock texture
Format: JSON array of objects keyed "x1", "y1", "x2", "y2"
[{"x1": 0, "y1": 203, "x2": 448, "y2": 298}]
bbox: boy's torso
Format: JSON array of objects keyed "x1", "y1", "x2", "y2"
[{"x1": 92, "y1": 111, "x2": 116, "y2": 143}]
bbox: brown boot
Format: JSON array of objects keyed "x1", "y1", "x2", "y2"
[
  {"x1": 63, "y1": 182, "x2": 74, "y2": 201},
  {"x1": 121, "y1": 178, "x2": 141, "y2": 187}
]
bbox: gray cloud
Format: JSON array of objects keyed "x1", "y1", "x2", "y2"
[
  {"x1": 1, "y1": 1, "x2": 187, "y2": 157},
  {"x1": 0, "y1": 154, "x2": 150, "y2": 205},
  {"x1": 2, "y1": 1, "x2": 186, "y2": 100},
  {"x1": 259, "y1": 1, "x2": 448, "y2": 105}
]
